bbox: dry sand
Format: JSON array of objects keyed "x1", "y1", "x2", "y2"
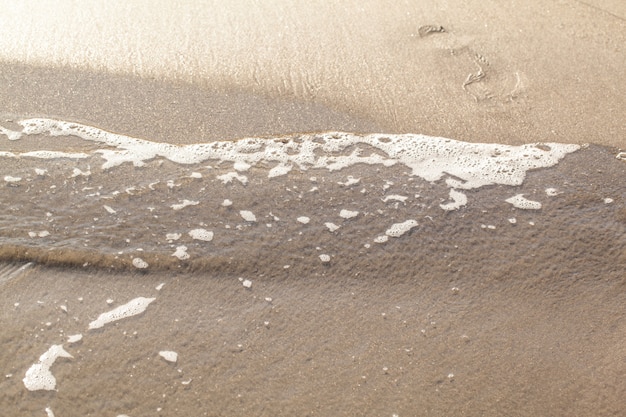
[{"x1": 1, "y1": 1, "x2": 625, "y2": 416}]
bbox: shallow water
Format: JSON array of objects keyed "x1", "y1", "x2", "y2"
[{"x1": 1, "y1": 115, "x2": 625, "y2": 416}]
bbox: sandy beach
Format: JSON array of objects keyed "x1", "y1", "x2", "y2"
[{"x1": 1, "y1": 1, "x2": 625, "y2": 416}]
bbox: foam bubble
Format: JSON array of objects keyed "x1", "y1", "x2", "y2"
[
  {"x1": 166, "y1": 233, "x2": 182, "y2": 241},
  {"x1": 67, "y1": 334, "x2": 83, "y2": 344},
  {"x1": 23, "y1": 344, "x2": 73, "y2": 391},
  {"x1": 132, "y1": 258, "x2": 149, "y2": 269},
  {"x1": 325, "y1": 222, "x2": 340, "y2": 232},
  {"x1": 505, "y1": 194, "x2": 542, "y2": 210},
  {"x1": 222, "y1": 199, "x2": 233, "y2": 207},
  {"x1": 188, "y1": 229, "x2": 214, "y2": 241},
  {"x1": 297, "y1": 216, "x2": 310, "y2": 224},
  {"x1": 159, "y1": 350, "x2": 178, "y2": 363},
  {"x1": 240, "y1": 210, "x2": 257, "y2": 222},
  {"x1": 70, "y1": 167, "x2": 90, "y2": 178},
  {"x1": 217, "y1": 172, "x2": 248, "y2": 185},
  {"x1": 45, "y1": 407, "x2": 55, "y2": 417},
  {"x1": 374, "y1": 235, "x2": 389, "y2": 243},
  {"x1": 339, "y1": 209, "x2": 359, "y2": 219},
  {"x1": 103, "y1": 205, "x2": 117, "y2": 214},
  {"x1": 0, "y1": 126, "x2": 22, "y2": 140},
  {"x1": 172, "y1": 246, "x2": 190, "y2": 260},
  {"x1": 385, "y1": 220, "x2": 418, "y2": 238},
  {"x1": 171, "y1": 200, "x2": 199, "y2": 210},
  {"x1": 319, "y1": 254, "x2": 331, "y2": 263},
  {"x1": 4, "y1": 175, "x2": 21, "y2": 183},
  {"x1": 338, "y1": 176, "x2": 360, "y2": 186},
  {"x1": 88, "y1": 297, "x2": 156, "y2": 329},
  {"x1": 382, "y1": 195, "x2": 408, "y2": 203},
  {"x1": 439, "y1": 189, "x2": 467, "y2": 211}
]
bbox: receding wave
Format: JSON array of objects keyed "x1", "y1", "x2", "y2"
[{"x1": 2, "y1": 117, "x2": 623, "y2": 273}]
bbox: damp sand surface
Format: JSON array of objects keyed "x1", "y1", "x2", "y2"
[
  {"x1": 1, "y1": 1, "x2": 626, "y2": 415},
  {"x1": 0, "y1": 139, "x2": 625, "y2": 415}
]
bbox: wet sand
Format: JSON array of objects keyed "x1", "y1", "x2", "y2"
[
  {"x1": 1, "y1": 143, "x2": 625, "y2": 416},
  {"x1": 1, "y1": 1, "x2": 626, "y2": 416}
]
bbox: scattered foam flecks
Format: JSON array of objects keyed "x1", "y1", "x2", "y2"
[
  {"x1": 505, "y1": 194, "x2": 542, "y2": 210},
  {"x1": 88, "y1": 297, "x2": 156, "y2": 330},
  {"x1": 23, "y1": 344, "x2": 73, "y2": 391},
  {"x1": 325, "y1": 222, "x2": 340, "y2": 232}
]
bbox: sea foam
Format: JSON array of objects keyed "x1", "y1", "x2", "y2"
[{"x1": 4, "y1": 118, "x2": 579, "y2": 192}]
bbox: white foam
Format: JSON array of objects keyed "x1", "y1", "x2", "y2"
[
  {"x1": 222, "y1": 199, "x2": 233, "y2": 207},
  {"x1": 338, "y1": 176, "x2": 360, "y2": 186},
  {"x1": 233, "y1": 161, "x2": 251, "y2": 171},
  {"x1": 70, "y1": 167, "x2": 91, "y2": 178},
  {"x1": 325, "y1": 222, "x2": 340, "y2": 232},
  {"x1": 67, "y1": 334, "x2": 83, "y2": 344},
  {"x1": 132, "y1": 257, "x2": 149, "y2": 269},
  {"x1": 385, "y1": 220, "x2": 418, "y2": 238},
  {"x1": 240, "y1": 210, "x2": 257, "y2": 222},
  {"x1": 45, "y1": 407, "x2": 55, "y2": 417},
  {"x1": 172, "y1": 246, "x2": 190, "y2": 260},
  {"x1": 604, "y1": 198, "x2": 614, "y2": 204},
  {"x1": 166, "y1": 233, "x2": 182, "y2": 241},
  {"x1": 159, "y1": 350, "x2": 178, "y2": 363},
  {"x1": 103, "y1": 205, "x2": 117, "y2": 214},
  {"x1": 297, "y1": 216, "x2": 310, "y2": 224},
  {"x1": 28, "y1": 231, "x2": 50, "y2": 238},
  {"x1": 339, "y1": 209, "x2": 359, "y2": 219},
  {"x1": 189, "y1": 172, "x2": 202, "y2": 178},
  {"x1": 0, "y1": 126, "x2": 22, "y2": 140},
  {"x1": 545, "y1": 188, "x2": 560, "y2": 196},
  {"x1": 439, "y1": 189, "x2": 467, "y2": 211},
  {"x1": 156, "y1": 283, "x2": 165, "y2": 291},
  {"x1": 35, "y1": 168, "x2": 47, "y2": 176},
  {"x1": 242, "y1": 279, "x2": 252, "y2": 288},
  {"x1": 189, "y1": 228, "x2": 214, "y2": 241},
  {"x1": 23, "y1": 344, "x2": 73, "y2": 391},
  {"x1": 268, "y1": 164, "x2": 292, "y2": 178},
  {"x1": 382, "y1": 195, "x2": 408, "y2": 203},
  {"x1": 217, "y1": 172, "x2": 248, "y2": 185},
  {"x1": 88, "y1": 297, "x2": 155, "y2": 330},
  {"x1": 4, "y1": 175, "x2": 21, "y2": 183},
  {"x1": 12, "y1": 119, "x2": 579, "y2": 195},
  {"x1": 319, "y1": 254, "x2": 331, "y2": 263},
  {"x1": 171, "y1": 200, "x2": 199, "y2": 210},
  {"x1": 374, "y1": 235, "x2": 389, "y2": 243},
  {"x1": 505, "y1": 194, "x2": 542, "y2": 210}
]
